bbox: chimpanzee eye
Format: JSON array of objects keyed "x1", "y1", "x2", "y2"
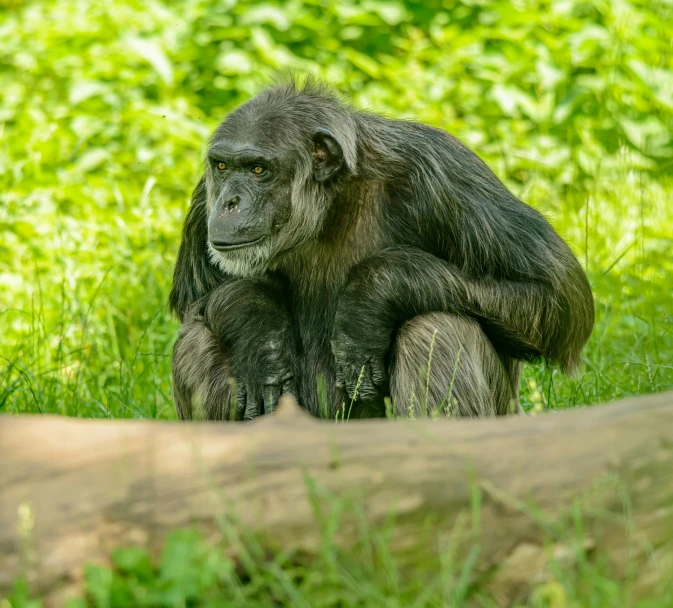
[
  {"x1": 216, "y1": 162, "x2": 227, "y2": 171},
  {"x1": 251, "y1": 166, "x2": 265, "y2": 175}
]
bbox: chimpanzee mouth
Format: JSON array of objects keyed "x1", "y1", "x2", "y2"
[{"x1": 209, "y1": 236, "x2": 267, "y2": 251}]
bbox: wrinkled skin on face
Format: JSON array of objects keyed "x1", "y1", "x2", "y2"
[
  {"x1": 206, "y1": 146, "x2": 285, "y2": 248},
  {"x1": 204, "y1": 106, "x2": 346, "y2": 279},
  {"x1": 204, "y1": 136, "x2": 293, "y2": 277}
]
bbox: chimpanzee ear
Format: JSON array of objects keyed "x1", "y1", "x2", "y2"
[{"x1": 312, "y1": 129, "x2": 344, "y2": 183}]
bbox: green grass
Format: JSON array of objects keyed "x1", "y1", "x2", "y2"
[
  {"x1": 2, "y1": 163, "x2": 671, "y2": 418},
  {"x1": 2, "y1": 0, "x2": 673, "y2": 605},
  {"x1": 2, "y1": 0, "x2": 672, "y2": 419},
  {"x1": 6, "y1": 483, "x2": 673, "y2": 608}
]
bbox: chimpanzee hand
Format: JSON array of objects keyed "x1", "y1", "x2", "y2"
[
  {"x1": 203, "y1": 278, "x2": 298, "y2": 420},
  {"x1": 233, "y1": 338, "x2": 298, "y2": 420},
  {"x1": 332, "y1": 332, "x2": 389, "y2": 406},
  {"x1": 332, "y1": 276, "x2": 392, "y2": 408}
]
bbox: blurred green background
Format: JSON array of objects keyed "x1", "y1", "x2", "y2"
[
  {"x1": 3, "y1": 2, "x2": 673, "y2": 605},
  {"x1": 1, "y1": 0, "x2": 672, "y2": 418}
]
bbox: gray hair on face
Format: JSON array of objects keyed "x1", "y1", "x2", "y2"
[
  {"x1": 207, "y1": 241, "x2": 273, "y2": 277},
  {"x1": 206, "y1": 160, "x2": 334, "y2": 277},
  {"x1": 202, "y1": 80, "x2": 361, "y2": 276},
  {"x1": 275, "y1": 160, "x2": 330, "y2": 253}
]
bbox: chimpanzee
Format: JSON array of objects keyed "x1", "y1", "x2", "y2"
[{"x1": 169, "y1": 79, "x2": 594, "y2": 420}]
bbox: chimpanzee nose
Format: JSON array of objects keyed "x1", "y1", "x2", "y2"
[{"x1": 226, "y1": 195, "x2": 240, "y2": 210}]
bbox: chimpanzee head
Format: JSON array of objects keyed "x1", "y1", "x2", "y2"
[{"x1": 204, "y1": 81, "x2": 358, "y2": 277}]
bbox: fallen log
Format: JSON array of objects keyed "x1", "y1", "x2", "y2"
[{"x1": 1, "y1": 391, "x2": 673, "y2": 605}]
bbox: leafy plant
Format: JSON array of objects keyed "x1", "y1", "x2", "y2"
[{"x1": 1, "y1": 1, "x2": 672, "y2": 416}]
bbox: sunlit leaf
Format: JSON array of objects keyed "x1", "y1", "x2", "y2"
[
  {"x1": 216, "y1": 49, "x2": 254, "y2": 75},
  {"x1": 362, "y1": 0, "x2": 408, "y2": 25},
  {"x1": 125, "y1": 36, "x2": 174, "y2": 86},
  {"x1": 69, "y1": 81, "x2": 108, "y2": 105},
  {"x1": 619, "y1": 117, "x2": 673, "y2": 157},
  {"x1": 74, "y1": 148, "x2": 111, "y2": 174},
  {"x1": 628, "y1": 59, "x2": 673, "y2": 111},
  {"x1": 239, "y1": 5, "x2": 292, "y2": 30},
  {"x1": 344, "y1": 48, "x2": 381, "y2": 78}
]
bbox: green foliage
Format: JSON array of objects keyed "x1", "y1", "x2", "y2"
[
  {"x1": 5, "y1": 509, "x2": 673, "y2": 607},
  {"x1": 2, "y1": 2, "x2": 673, "y2": 604},
  {"x1": 1, "y1": 0, "x2": 673, "y2": 418}
]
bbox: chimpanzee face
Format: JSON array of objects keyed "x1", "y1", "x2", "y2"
[
  {"x1": 205, "y1": 114, "x2": 345, "y2": 277},
  {"x1": 206, "y1": 142, "x2": 287, "y2": 250}
]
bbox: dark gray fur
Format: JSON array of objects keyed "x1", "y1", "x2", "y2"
[{"x1": 170, "y1": 78, "x2": 594, "y2": 420}]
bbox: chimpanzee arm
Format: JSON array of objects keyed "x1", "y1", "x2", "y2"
[
  {"x1": 202, "y1": 278, "x2": 299, "y2": 418},
  {"x1": 169, "y1": 180, "x2": 298, "y2": 419},
  {"x1": 333, "y1": 245, "x2": 593, "y2": 401},
  {"x1": 172, "y1": 276, "x2": 298, "y2": 420},
  {"x1": 421, "y1": 128, "x2": 594, "y2": 372},
  {"x1": 332, "y1": 126, "x2": 594, "y2": 401}
]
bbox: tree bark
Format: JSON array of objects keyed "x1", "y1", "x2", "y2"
[{"x1": 1, "y1": 391, "x2": 673, "y2": 605}]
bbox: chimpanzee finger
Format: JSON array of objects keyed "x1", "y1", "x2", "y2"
[
  {"x1": 370, "y1": 357, "x2": 387, "y2": 389},
  {"x1": 235, "y1": 378, "x2": 247, "y2": 421},
  {"x1": 281, "y1": 375, "x2": 297, "y2": 398},
  {"x1": 341, "y1": 362, "x2": 359, "y2": 391},
  {"x1": 244, "y1": 391, "x2": 262, "y2": 421},
  {"x1": 353, "y1": 362, "x2": 379, "y2": 401},
  {"x1": 334, "y1": 361, "x2": 347, "y2": 389},
  {"x1": 264, "y1": 384, "x2": 282, "y2": 414},
  {"x1": 351, "y1": 362, "x2": 373, "y2": 399}
]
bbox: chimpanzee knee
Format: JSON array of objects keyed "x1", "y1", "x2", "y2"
[{"x1": 390, "y1": 313, "x2": 516, "y2": 418}]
